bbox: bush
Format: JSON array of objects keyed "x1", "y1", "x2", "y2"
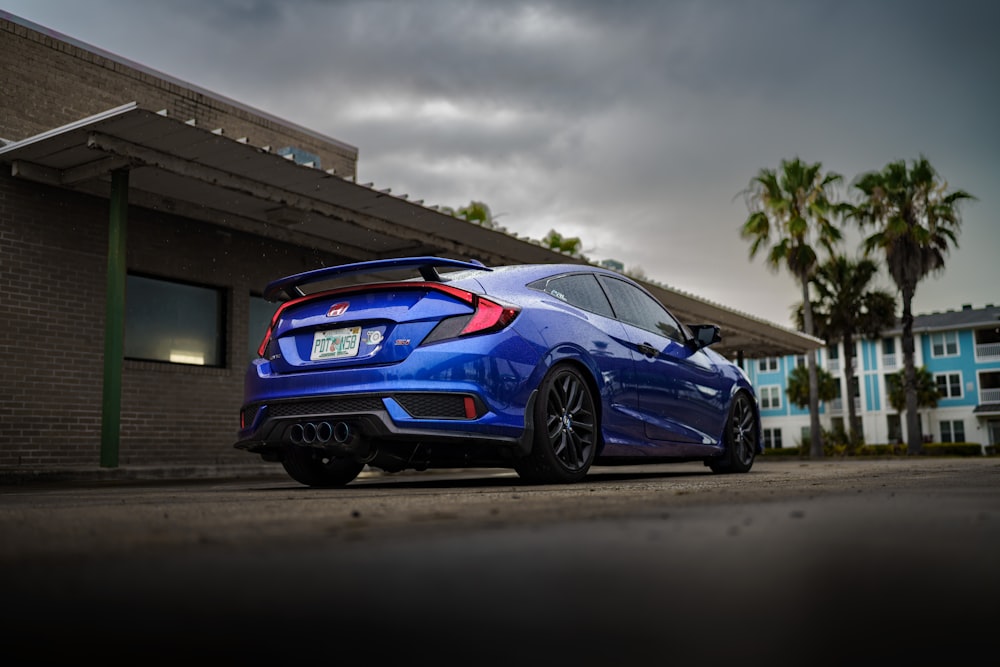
[
  {"x1": 762, "y1": 446, "x2": 800, "y2": 457},
  {"x1": 921, "y1": 442, "x2": 983, "y2": 457}
]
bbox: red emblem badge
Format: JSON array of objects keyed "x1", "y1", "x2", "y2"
[{"x1": 327, "y1": 302, "x2": 349, "y2": 317}]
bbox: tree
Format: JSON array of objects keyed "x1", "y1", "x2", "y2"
[
  {"x1": 542, "y1": 229, "x2": 583, "y2": 255},
  {"x1": 886, "y1": 367, "x2": 939, "y2": 414},
  {"x1": 849, "y1": 156, "x2": 975, "y2": 454},
  {"x1": 795, "y1": 255, "x2": 897, "y2": 444},
  {"x1": 456, "y1": 200, "x2": 497, "y2": 228},
  {"x1": 740, "y1": 157, "x2": 844, "y2": 458},
  {"x1": 786, "y1": 363, "x2": 838, "y2": 409}
]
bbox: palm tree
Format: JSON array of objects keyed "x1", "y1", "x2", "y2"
[
  {"x1": 849, "y1": 156, "x2": 975, "y2": 454},
  {"x1": 456, "y1": 200, "x2": 497, "y2": 228},
  {"x1": 795, "y1": 255, "x2": 897, "y2": 444},
  {"x1": 786, "y1": 363, "x2": 838, "y2": 409},
  {"x1": 740, "y1": 157, "x2": 844, "y2": 458},
  {"x1": 542, "y1": 229, "x2": 583, "y2": 255},
  {"x1": 886, "y1": 367, "x2": 939, "y2": 414}
]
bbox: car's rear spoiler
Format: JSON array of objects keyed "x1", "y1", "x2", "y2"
[{"x1": 263, "y1": 256, "x2": 490, "y2": 300}]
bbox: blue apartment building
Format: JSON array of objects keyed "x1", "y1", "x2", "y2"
[{"x1": 745, "y1": 304, "x2": 1000, "y2": 452}]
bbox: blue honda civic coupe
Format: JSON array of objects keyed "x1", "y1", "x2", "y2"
[{"x1": 235, "y1": 256, "x2": 761, "y2": 486}]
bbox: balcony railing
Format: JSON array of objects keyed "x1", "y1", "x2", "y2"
[
  {"x1": 981, "y1": 388, "x2": 1000, "y2": 404},
  {"x1": 827, "y1": 397, "x2": 861, "y2": 413},
  {"x1": 883, "y1": 353, "x2": 897, "y2": 370},
  {"x1": 976, "y1": 342, "x2": 1000, "y2": 361},
  {"x1": 828, "y1": 359, "x2": 840, "y2": 372}
]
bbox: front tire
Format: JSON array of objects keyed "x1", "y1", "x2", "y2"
[
  {"x1": 281, "y1": 446, "x2": 365, "y2": 487},
  {"x1": 708, "y1": 391, "x2": 758, "y2": 474},
  {"x1": 515, "y1": 365, "x2": 597, "y2": 484}
]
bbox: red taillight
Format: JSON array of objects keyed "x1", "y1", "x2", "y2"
[{"x1": 460, "y1": 297, "x2": 519, "y2": 335}]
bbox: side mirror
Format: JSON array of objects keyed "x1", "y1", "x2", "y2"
[{"x1": 690, "y1": 324, "x2": 721, "y2": 349}]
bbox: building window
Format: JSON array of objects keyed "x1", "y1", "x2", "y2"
[
  {"x1": 935, "y1": 372, "x2": 962, "y2": 399},
  {"x1": 882, "y1": 338, "x2": 895, "y2": 355},
  {"x1": 795, "y1": 355, "x2": 805, "y2": 368},
  {"x1": 248, "y1": 294, "x2": 279, "y2": 364},
  {"x1": 763, "y1": 428, "x2": 782, "y2": 449},
  {"x1": 940, "y1": 420, "x2": 966, "y2": 443},
  {"x1": 126, "y1": 274, "x2": 225, "y2": 367},
  {"x1": 758, "y1": 357, "x2": 778, "y2": 373},
  {"x1": 759, "y1": 386, "x2": 781, "y2": 410},
  {"x1": 827, "y1": 344, "x2": 840, "y2": 372},
  {"x1": 930, "y1": 331, "x2": 959, "y2": 357}
]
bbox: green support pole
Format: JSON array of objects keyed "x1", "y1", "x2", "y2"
[{"x1": 100, "y1": 169, "x2": 129, "y2": 468}]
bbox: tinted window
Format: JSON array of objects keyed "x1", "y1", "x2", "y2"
[
  {"x1": 126, "y1": 274, "x2": 225, "y2": 367},
  {"x1": 598, "y1": 275, "x2": 684, "y2": 342},
  {"x1": 531, "y1": 273, "x2": 615, "y2": 319}
]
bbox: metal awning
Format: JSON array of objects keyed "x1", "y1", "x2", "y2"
[{"x1": 0, "y1": 102, "x2": 822, "y2": 359}]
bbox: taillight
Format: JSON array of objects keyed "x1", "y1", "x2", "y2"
[{"x1": 422, "y1": 294, "x2": 519, "y2": 345}]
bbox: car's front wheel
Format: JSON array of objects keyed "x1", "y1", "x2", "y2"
[
  {"x1": 708, "y1": 391, "x2": 758, "y2": 474},
  {"x1": 515, "y1": 365, "x2": 597, "y2": 484},
  {"x1": 281, "y1": 446, "x2": 365, "y2": 487}
]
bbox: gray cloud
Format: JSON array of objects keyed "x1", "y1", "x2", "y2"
[{"x1": 5, "y1": 0, "x2": 998, "y2": 325}]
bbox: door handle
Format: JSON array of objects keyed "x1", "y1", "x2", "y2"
[{"x1": 638, "y1": 342, "x2": 658, "y2": 358}]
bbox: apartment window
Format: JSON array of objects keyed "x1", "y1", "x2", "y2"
[
  {"x1": 940, "y1": 420, "x2": 966, "y2": 443},
  {"x1": 759, "y1": 386, "x2": 782, "y2": 410},
  {"x1": 935, "y1": 372, "x2": 962, "y2": 399},
  {"x1": 931, "y1": 331, "x2": 959, "y2": 357},
  {"x1": 248, "y1": 294, "x2": 279, "y2": 364},
  {"x1": 126, "y1": 274, "x2": 225, "y2": 367},
  {"x1": 763, "y1": 428, "x2": 782, "y2": 449},
  {"x1": 882, "y1": 338, "x2": 895, "y2": 355},
  {"x1": 795, "y1": 355, "x2": 805, "y2": 368},
  {"x1": 758, "y1": 357, "x2": 778, "y2": 372}
]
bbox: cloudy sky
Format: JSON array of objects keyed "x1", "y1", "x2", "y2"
[{"x1": 4, "y1": 0, "x2": 998, "y2": 328}]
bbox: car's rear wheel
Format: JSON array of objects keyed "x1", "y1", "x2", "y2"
[
  {"x1": 708, "y1": 391, "x2": 758, "y2": 474},
  {"x1": 281, "y1": 446, "x2": 365, "y2": 487},
  {"x1": 515, "y1": 365, "x2": 597, "y2": 484}
]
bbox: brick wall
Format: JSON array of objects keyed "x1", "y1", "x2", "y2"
[
  {"x1": 0, "y1": 14, "x2": 364, "y2": 467},
  {"x1": 0, "y1": 171, "x2": 348, "y2": 467},
  {"x1": 0, "y1": 15, "x2": 358, "y2": 179}
]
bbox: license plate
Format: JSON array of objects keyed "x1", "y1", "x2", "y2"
[{"x1": 310, "y1": 326, "x2": 362, "y2": 360}]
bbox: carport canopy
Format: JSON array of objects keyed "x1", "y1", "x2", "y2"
[{"x1": 0, "y1": 102, "x2": 823, "y2": 360}]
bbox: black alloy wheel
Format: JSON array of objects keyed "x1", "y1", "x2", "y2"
[
  {"x1": 709, "y1": 391, "x2": 758, "y2": 474},
  {"x1": 515, "y1": 365, "x2": 597, "y2": 484}
]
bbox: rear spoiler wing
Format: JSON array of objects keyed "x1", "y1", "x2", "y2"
[{"x1": 263, "y1": 256, "x2": 489, "y2": 300}]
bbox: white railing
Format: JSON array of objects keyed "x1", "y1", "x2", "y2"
[
  {"x1": 829, "y1": 398, "x2": 843, "y2": 412},
  {"x1": 976, "y1": 342, "x2": 1000, "y2": 361},
  {"x1": 981, "y1": 388, "x2": 1000, "y2": 403},
  {"x1": 828, "y1": 359, "x2": 840, "y2": 372},
  {"x1": 883, "y1": 353, "x2": 897, "y2": 370}
]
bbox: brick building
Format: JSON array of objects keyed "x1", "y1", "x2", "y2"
[{"x1": 0, "y1": 11, "x2": 819, "y2": 470}]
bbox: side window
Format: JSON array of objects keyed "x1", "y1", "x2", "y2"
[
  {"x1": 530, "y1": 273, "x2": 615, "y2": 319},
  {"x1": 598, "y1": 275, "x2": 685, "y2": 343},
  {"x1": 249, "y1": 294, "x2": 279, "y2": 363},
  {"x1": 126, "y1": 274, "x2": 225, "y2": 367}
]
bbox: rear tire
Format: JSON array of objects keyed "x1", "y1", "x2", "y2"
[
  {"x1": 281, "y1": 446, "x2": 365, "y2": 487},
  {"x1": 515, "y1": 365, "x2": 597, "y2": 484},
  {"x1": 708, "y1": 391, "x2": 758, "y2": 474}
]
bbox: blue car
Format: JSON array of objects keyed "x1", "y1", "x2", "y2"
[{"x1": 235, "y1": 257, "x2": 761, "y2": 486}]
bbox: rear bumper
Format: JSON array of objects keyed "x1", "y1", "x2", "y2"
[{"x1": 235, "y1": 390, "x2": 533, "y2": 455}]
